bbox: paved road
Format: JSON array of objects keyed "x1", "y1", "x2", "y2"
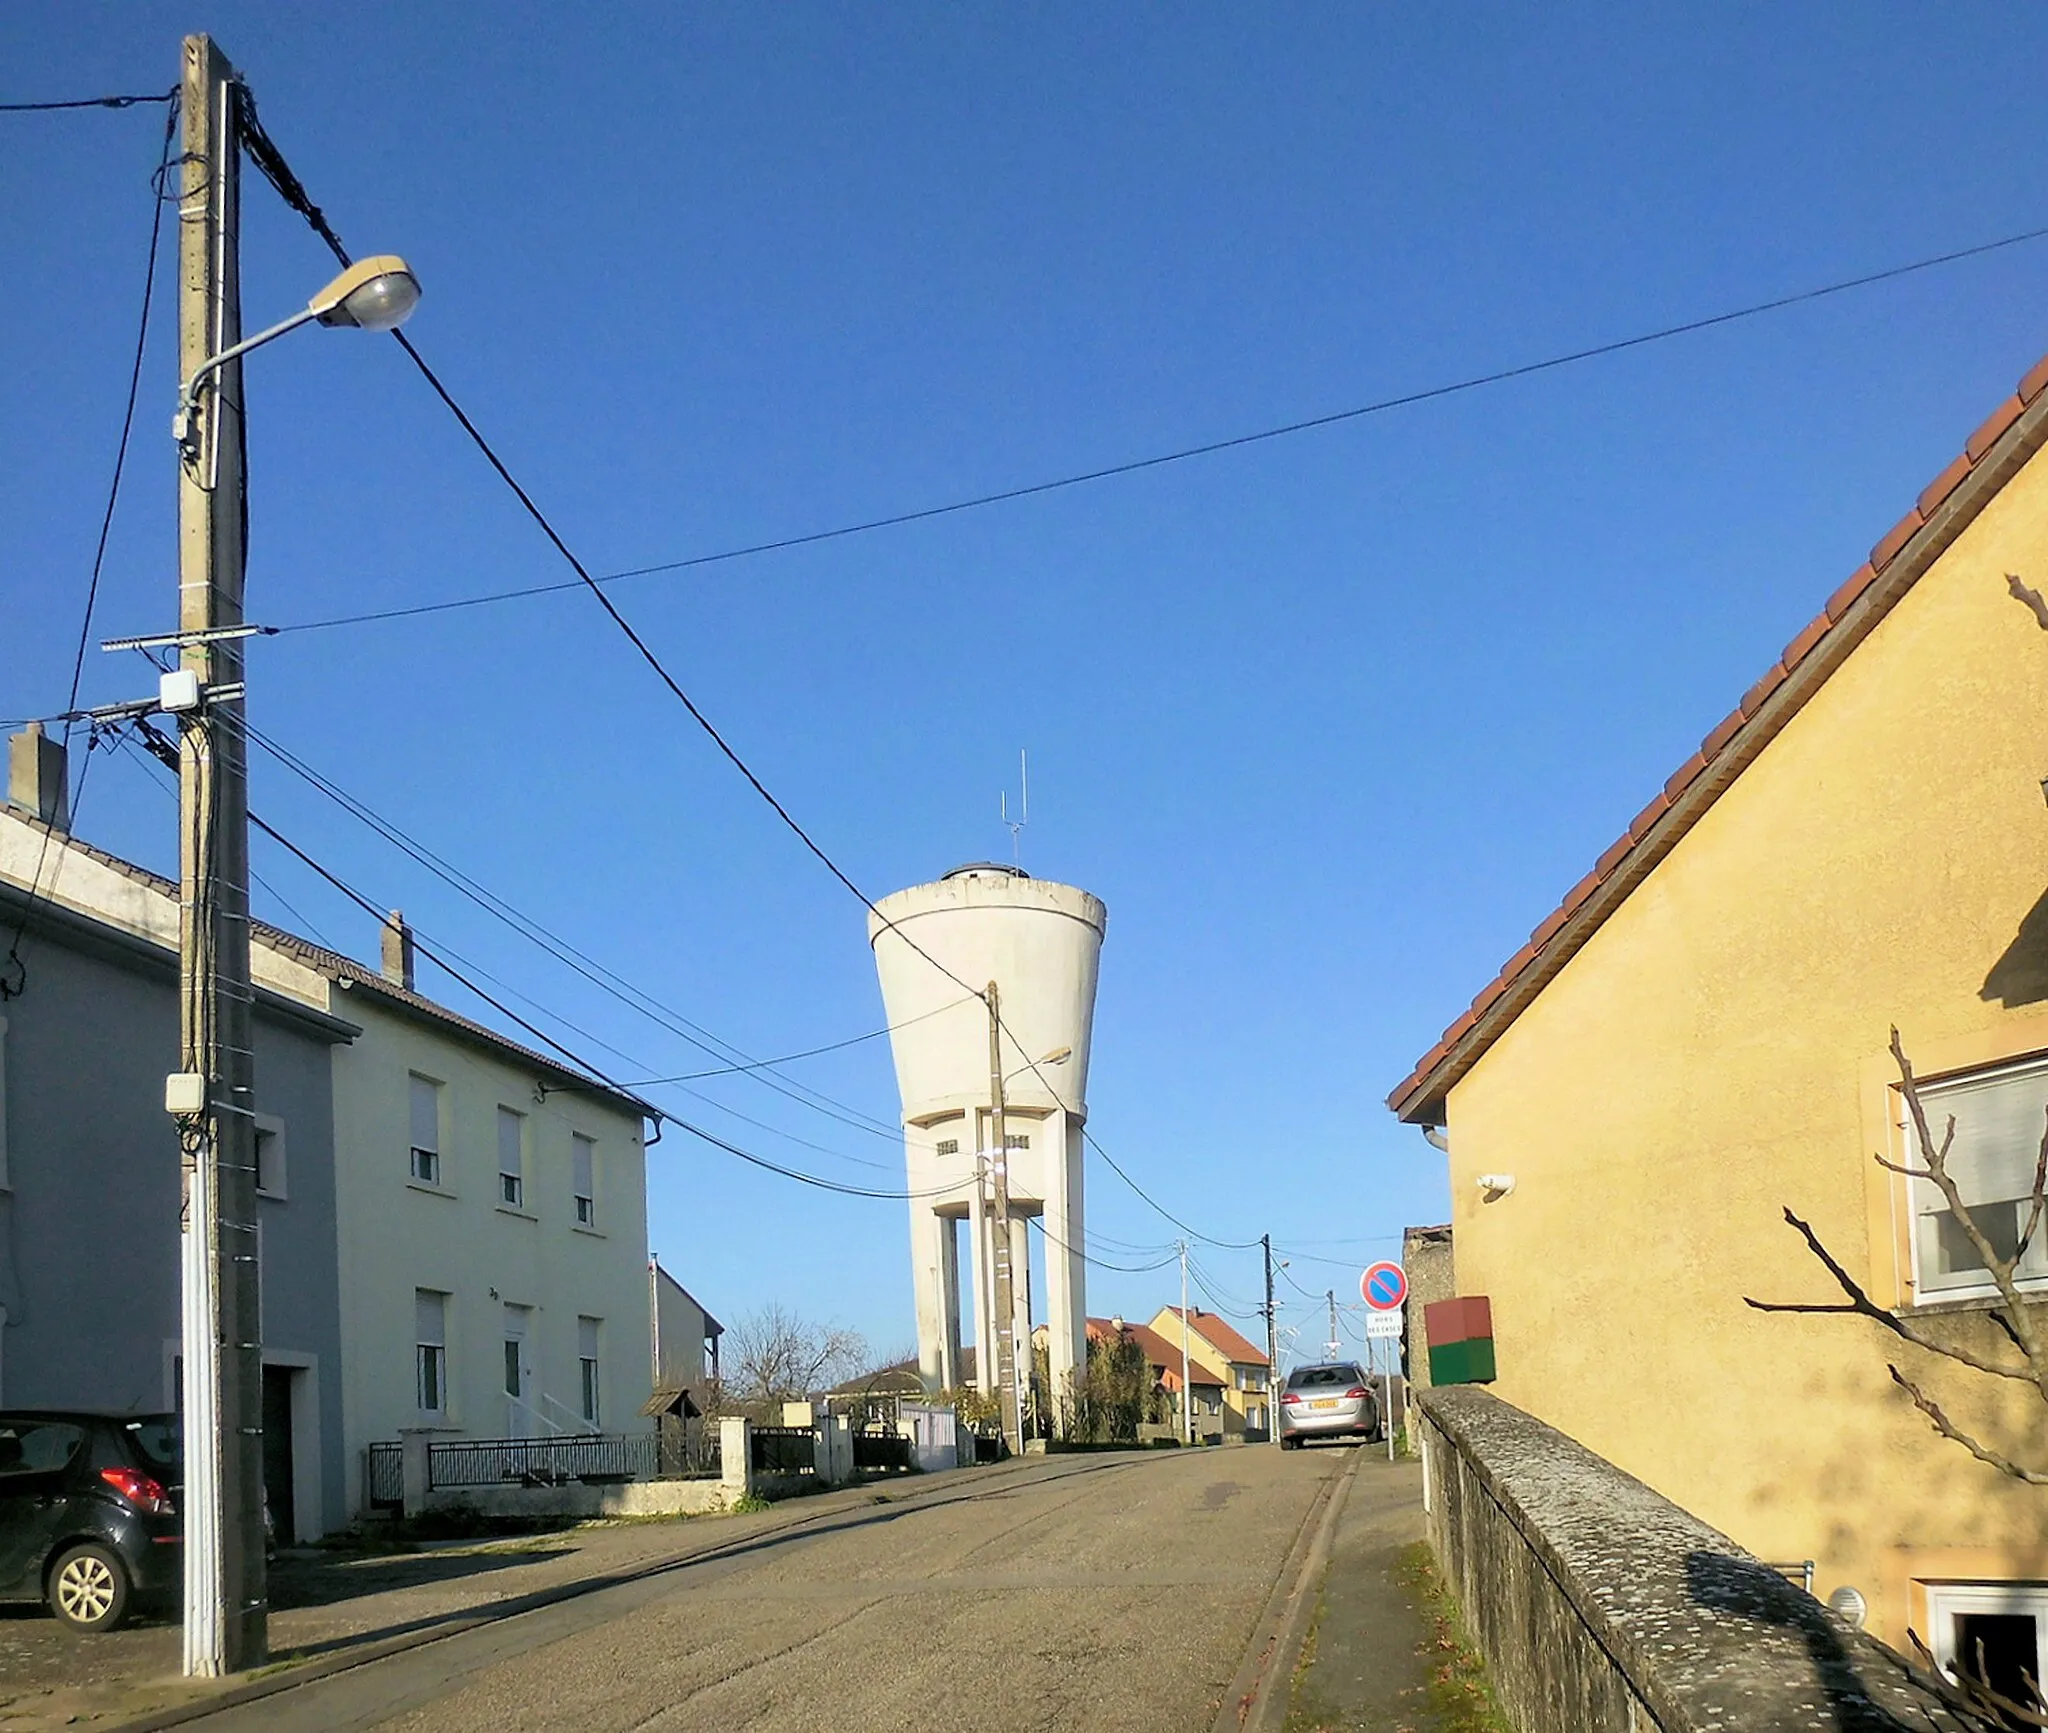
[{"x1": 192, "y1": 1445, "x2": 1346, "y2": 1733}]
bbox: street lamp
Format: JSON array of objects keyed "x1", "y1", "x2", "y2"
[
  {"x1": 1003, "y1": 1045, "x2": 1071, "y2": 1084},
  {"x1": 168, "y1": 35, "x2": 424, "y2": 1682},
  {"x1": 174, "y1": 254, "x2": 421, "y2": 451}
]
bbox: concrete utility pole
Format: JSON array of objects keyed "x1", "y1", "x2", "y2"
[
  {"x1": 1179, "y1": 1242, "x2": 1193, "y2": 1445},
  {"x1": 174, "y1": 32, "x2": 266, "y2": 1675},
  {"x1": 1262, "y1": 1234, "x2": 1278, "y2": 1444},
  {"x1": 985, "y1": 982, "x2": 1022, "y2": 1454},
  {"x1": 1326, "y1": 1290, "x2": 1340, "y2": 1362}
]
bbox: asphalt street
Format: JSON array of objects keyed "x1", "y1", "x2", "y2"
[{"x1": 184, "y1": 1444, "x2": 1347, "y2": 1733}]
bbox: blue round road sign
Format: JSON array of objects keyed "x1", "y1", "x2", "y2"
[{"x1": 1361, "y1": 1261, "x2": 1408, "y2": 1310}]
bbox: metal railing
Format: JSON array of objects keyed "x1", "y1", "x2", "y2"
[
  {"x1": 749, "y1": 1424, "x2": 816, "y2": 1477},
  {"x1": 427, "y1": 1432, "x2": 660, "y2": 1490},
  {"x1": 366, "y1": 1441, "x2": 403, "y2": 1510}
]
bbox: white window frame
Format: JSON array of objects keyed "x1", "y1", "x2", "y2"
[
  {"x1": 1904, "y1": 1054, "x2": 2048, "y2": 1305},
  {"x1": 409, "y1": 1074, "x2": 443, "y2": 1188},
  {"x1": 1925, "y1": 1582, "x2": 2048, "y2": 1696},
  {"x1": 254, "y1": 1111, "x2": 287, "y2": 1201},
  {"x1": 497, "y1": 1107, "x2": 526, "y2": 1211},
  {"x1": 572, "y1": 1133, "x2": 596, "y2": 1227},
  {"x1": 415, "y1": 1289, "x2": 448, "y2": 1417}
]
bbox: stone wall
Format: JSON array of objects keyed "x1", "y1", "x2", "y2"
[
  {"x1": 1401, "y1": 1223, "x2": 1454, "y2": 1391},
  {"x1": 1414, "y1": 1387, "x2": 1983, "y2": 1733}
]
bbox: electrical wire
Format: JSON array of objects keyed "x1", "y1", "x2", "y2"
[
  {"x1": 0, "y1": 91, "x2": 174, "y2": 112},
  {"x1": 3, "y1": 106, "x2": 173, "y2": 1001},
  {"x1": 240, "y1": 721, "x2": 943, "y2": 1148},
  {"x1": 261, "y1": 222, "x2": 2048, "y2": 641},
  {"x1": 232, "y1": 80, "x2": 1333, "y2": 1250}
]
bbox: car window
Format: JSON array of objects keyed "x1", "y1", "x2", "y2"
[
  {"x1": 125, "y1": 1418, "x2": 180, "y2": 1475},
  {"x1": 1288, "y1": 1365, "x2": 1364, "y2": 1389},
  {"x1": 0, "y1": 1421, "x2": 85, "y2": 1477}
]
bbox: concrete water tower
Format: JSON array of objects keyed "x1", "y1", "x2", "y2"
[{"x1": 868, "y1": 866, "x2": 1107, "y2": 1408}]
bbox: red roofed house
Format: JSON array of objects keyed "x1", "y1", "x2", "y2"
[
  {"x1": 1151, "y1": 1307, "x2": 1273, "y2": 1437},
  {"x1": 1389, "y1": 346, "x2": 2048, "y2": 1673}
]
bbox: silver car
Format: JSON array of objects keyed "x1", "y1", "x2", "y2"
[{"x1": 1278, "y1": 1362, "x2": 1380, "y2": 1448}]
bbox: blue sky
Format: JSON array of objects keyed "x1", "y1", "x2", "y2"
[{"x1": 8, "y1": 6, "x2": 2048, "y2": 1365}]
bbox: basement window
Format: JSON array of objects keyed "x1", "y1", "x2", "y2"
[{"x1": 1907, "y1": 1055, "x2": 2048, "y2": 1302}]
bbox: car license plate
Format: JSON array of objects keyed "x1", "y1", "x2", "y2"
[{"x1": 1311, "y1": 1398, "x2": 1338, "y2": 1410}]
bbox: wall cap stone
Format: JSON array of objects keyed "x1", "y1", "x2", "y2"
[{"x1": 1415, "y1": 1386, "x2": 1984, "y2": 1732}]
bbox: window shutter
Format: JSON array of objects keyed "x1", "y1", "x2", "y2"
[
  {"x1": 415, "y1": 1289, "x2": 445, "y2": 1346},
  {"x1": 498, "y1": 1108, "x2": 522, "y2": 1175},
  {"x1": 578, "y1": 1316, "x2": 600, "y2": 1360},
  {"x1": 572, "y1": 1135, "x2": 594, "y2": 1197}
]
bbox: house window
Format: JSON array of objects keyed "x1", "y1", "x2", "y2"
[
  {"x1": 409, "y1": 1075, "x2": 442, "y2": 1186},
  {"x1": 254, "y1": 1113, "x2": 287, "y2": 1200},
  {"x1": 572, "y1": 1133, "x2": 596, "y2": 1226},
  {"x1": 1908, "y1": 1057, "x2": 2048, "y2": 1301},
  {"x1": 415, "y1": 1289, "x2": 447, "y2": 1416},
  {"x1": 934, "y1": 1139, "x2": 960, "y2": 1157},
  {"x1": 1926, "y1": 1583, "x2": 2048, "y2": 1710},
  {"x1": 578, "y1": 1316, "x2": 601, "y2": 1425},
  {"x1": 497, "y1": 1107, "x2": 525, "y2": 1209}
]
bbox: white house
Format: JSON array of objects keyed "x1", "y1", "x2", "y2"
[{"x1": 290, "y1": 918, "x2": 654, "y2": 1507}]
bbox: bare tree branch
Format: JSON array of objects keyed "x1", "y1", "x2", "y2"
[
  {"x1": 1890, "y1": 1364, "x2": 2048, "y2": 1485},
  {"x1": 1908, "y1": 1627, "x2": 2048, "y2": 1728},
  {"x1": 2008, "y1": 572, "x2": 2048, "y2": 632},
  {"x1": 1891, "y1": 1029, "x2": 2047, "y2": 1384},
  {"x1": 1743, "y1": 1208, "x2": 2033, "y2": 1382}
]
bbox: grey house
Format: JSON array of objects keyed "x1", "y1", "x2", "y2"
[{"x1": 0, "y1": 783, "x2": 356, "y2": 1539}]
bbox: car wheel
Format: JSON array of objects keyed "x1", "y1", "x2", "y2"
[{"x1": 48, "y1": 1543, "x2": 130, "y2": 1632}]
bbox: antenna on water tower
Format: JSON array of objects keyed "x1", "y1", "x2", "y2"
[{"x1": 1001, "y1": 749, "x2": 1028, "y2": 868}]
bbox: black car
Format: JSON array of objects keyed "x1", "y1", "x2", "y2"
[{"x1": 0, "y1": 1412, "x2": 180, "y2": 1630}]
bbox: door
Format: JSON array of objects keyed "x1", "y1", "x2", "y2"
[
  {"x1": 0, "y1": 1420, "x2": 86, "y2": 1596},
  {"x1": 503, "y1": 1305, "x2": 534, "y2": 1437},
  {"x1": 261, "y1": 1367, "x2": 296, "y2": 1546}
]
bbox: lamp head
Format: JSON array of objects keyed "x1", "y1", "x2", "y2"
[
  {"x1": 1040, "y1": 1046, "x2": 1073, "y2": 1066},
  {"x1": 310, "y1": 255, "x2": 421, "y2": 331}
]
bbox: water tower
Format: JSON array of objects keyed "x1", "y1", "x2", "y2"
[{"x1": 868, "y1": 866, "x2": 1107, "y2": 1408}]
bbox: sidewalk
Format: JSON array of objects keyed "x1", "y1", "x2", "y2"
[
  {"x1": 0, "y1": 1459, "x2": 1035, "y2": 1733},
  {"x1": 1280, "y1": 1450, "x2": 1507, "y2": 1733}
]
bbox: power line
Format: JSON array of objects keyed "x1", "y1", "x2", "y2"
[
  {"x1": 1028, "y1": 1214, "x2": 1178, "y2": 1277},
  {"x1": 0, "y1": 91, "x2": 174, "y2": 112},
  {"x1": 240, "y1": 721, "x2": 932, "y2": 1148},
  {"x1": 262, "y1": 223, "x2": 2048, "y2": 641},
  {"x1": 231, "y1": 85, "x2": 1316, "y2": 1252},
  {"x1": 4, "y1": 108, "x2": 174, "y2": 1001}
]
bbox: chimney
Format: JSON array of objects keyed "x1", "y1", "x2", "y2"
[
  {"x1": 380, "y1": 909, "x2": 415, "y2": 991},
  {"x1": 7, "y1": 724, "x2": 68, "y2": 832}
]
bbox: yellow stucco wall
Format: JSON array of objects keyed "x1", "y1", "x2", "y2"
[{"x1": 1438, "y1": 440, "x2": 2048, "y2": 1650}]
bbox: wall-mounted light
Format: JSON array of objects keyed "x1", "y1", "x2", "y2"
[{"x1": 1476, "y1": 1173, "x2": 1516, "y2": 1201}]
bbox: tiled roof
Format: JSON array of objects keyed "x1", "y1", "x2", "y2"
[
  {"x1": 1089, "y1": 1318, "x2": 1226, "y2": 1389},
  {"x1": 1160, "y1": 1306, "x2": 1268, "y2": 1367},
  {"x1": 1389, "y1": 350, "x2": 2048, "y2": 1124}
]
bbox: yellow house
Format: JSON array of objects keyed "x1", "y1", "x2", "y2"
[
  {"x1": 1390, "y1": 346, "x2": 2048, "y2": 1674},
  {"x1": 1149, "y1": 1307, "x2": 1273, "y2": 1435}
]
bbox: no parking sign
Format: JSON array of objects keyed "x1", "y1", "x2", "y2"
[{"x1": 1360, "y1": 1261, "x2": 1407, "y2": 1310}]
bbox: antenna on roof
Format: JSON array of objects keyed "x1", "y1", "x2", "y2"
[{"x1": 1000, "y1": 749, "x2": 1028, "y2": 868}]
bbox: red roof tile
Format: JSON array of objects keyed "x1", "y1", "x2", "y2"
[
  {"x1": 1390, "y1": 347, "x2": 2048, "y2": 1123},
  {"x1": 1824, "y1": 564, "x2": 1877, "y2": 623}
]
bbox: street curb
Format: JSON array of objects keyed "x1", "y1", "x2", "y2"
[
  {"x1": 1210, "y1": 1444, "x2": 1362, "y2": 1733},
  {"x1": 103, "y1": 1453, "x2": 1068, "y2": 1733}
]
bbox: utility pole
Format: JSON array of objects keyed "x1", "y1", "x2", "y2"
[
  {"x1": 173, "y1": 33, "x2": 266, "y2": 1675},
  {"x1": 1179, "y1": 1241, "x2": 1193, "y2": 1445},
  {"x1": 985, "y1": 982, "x2": 1022, "y2": 1455},
  {"x1": 1326, "y1": 1290, "x2": 1340, "y2": 1361},
  {"x1": 1262, "y1": 1234, "x2": 1278, "y2": 1445}
]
